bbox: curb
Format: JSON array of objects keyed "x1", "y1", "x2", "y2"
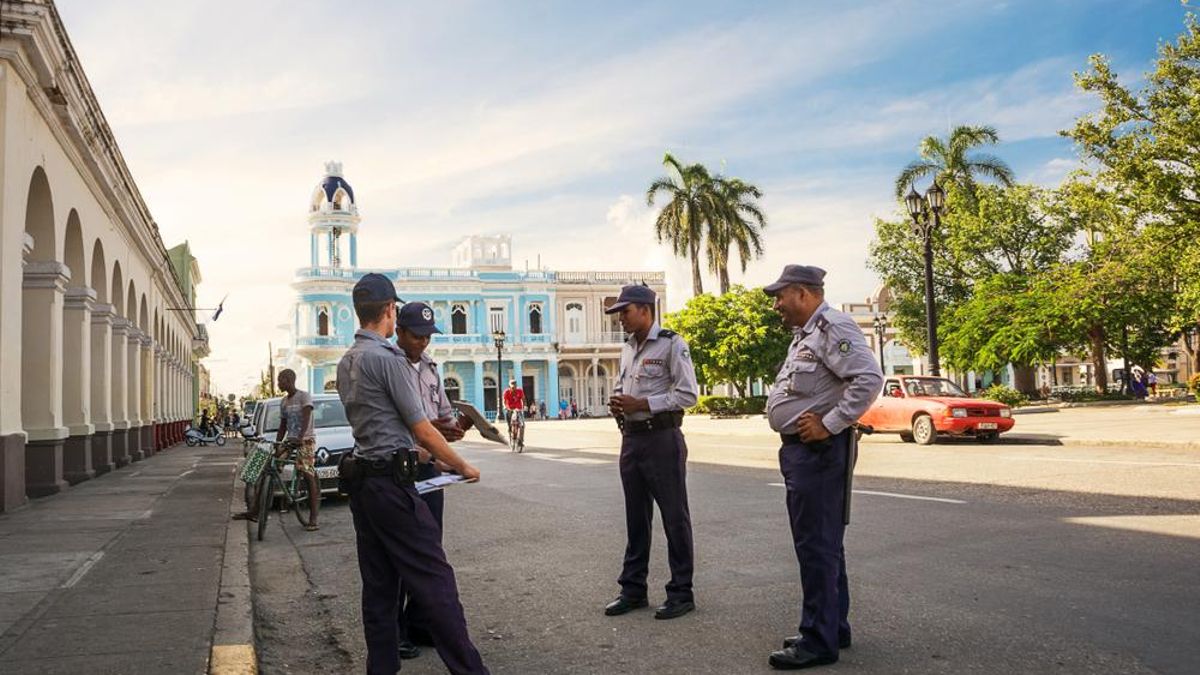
[
  {"x1": 1003, "y1": 435, "x2": 1200, "y2": 451},
  {"x1": 210, "y1": 475, "x2": 257, "y2": 674}
]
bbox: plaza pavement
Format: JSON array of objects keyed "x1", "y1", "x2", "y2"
[{"x1": 0, "y1": 442, "x2": 250, "y2": 675}]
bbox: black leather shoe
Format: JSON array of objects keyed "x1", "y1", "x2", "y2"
[
  {"x1": 397, "y1": 641, "x2": 421, "y2": 660},
  {"x1": 604, "y1": 596, "x2": 648, "y2": 616},
  {"x1": 654, "y1": 600, "x2": 695, "y2": 620},
  {"x1": 769, "y1": 644, "x2": 837, "y2": 670},
  {"x1": 407, "y1": 627, "x2": 435, "y2": 647},
  {"x1": 782, "y1": 634, "x2": 851, "y2": 650}
]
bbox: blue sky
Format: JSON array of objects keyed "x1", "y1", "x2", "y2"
[{"x1": 55, "y1": 0, "x2": 1192, "y2": 392}]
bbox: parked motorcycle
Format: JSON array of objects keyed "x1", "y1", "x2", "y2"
[{"x1": 185, "y1": 424, "x2": 227, "y2": 447}]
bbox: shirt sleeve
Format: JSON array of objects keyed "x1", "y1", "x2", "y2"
[
  {"x1": 298, "y1": 390, "x2": 314, "y2": 409},
  {"x1": 376, "y1": 352, "x2": 428, "y2": 427},
  {"x1": 647, "y1": 336, "x2": 700, "y2": 414},
  {"x1": 819, "y1": 319, "x2": 884, "y2": 435}
]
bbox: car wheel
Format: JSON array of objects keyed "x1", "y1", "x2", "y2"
[
  {"x1": 899, "y1": 432, "x2": 915, "y2": 443},
  {"x1": 912, "y1": 415, "x2": 938, "y2": 445}
]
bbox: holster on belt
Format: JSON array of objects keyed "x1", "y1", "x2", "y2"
[
  {"x1": 337, "y1": 449, "x2": 419, "y2": 494},
  {"x1": 337, "y1": 453, "x2": 361, "y2": 495}
]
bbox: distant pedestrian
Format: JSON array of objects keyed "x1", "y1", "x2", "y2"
[
  {"x1": 559, "y1": 399, "x2": 568, "y2": 419},
  {"x1": 539, "y1": 400, "x2": 547, "y2": 419},
  {"x1": 1131, "y1": 366, "x2": 1148, "y2": 399},
  {"x1": 570, "y1": 399, "x2": 578, "y2": 418},
  {"x1": 1148, "y1": 371, "x2": 1158, "y2": 397}
]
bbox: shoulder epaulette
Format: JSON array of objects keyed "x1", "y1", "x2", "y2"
[
  {"x1": 815, "y1": 317, "x2": 830, "y2": 332},
  {"x1": 658, "y1": 329, "x2": 677, "y2": 338}
]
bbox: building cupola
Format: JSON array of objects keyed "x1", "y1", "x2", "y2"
[{"x1": 308, "y1": 161, "x2": 361, "y2": 269}]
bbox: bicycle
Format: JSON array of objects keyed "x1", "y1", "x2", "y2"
[
  {"x1": 507, "y1": 409, "x2": 525, "y2": 453},
  {"x1": 250, "y1": 440, "x2": 316, "y2": 541}
]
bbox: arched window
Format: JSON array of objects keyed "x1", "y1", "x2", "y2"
[
  {"x1": 565, "y1": 302, "x2": 584, "y2": 342},
  {"x1": 317, "y1": 307, "x2": 330, "y2": 336},
  {"x1": 528, "y1": 304, "x2": 543, "y2": 334},
  {"x1": 483, "y1": 376, "x2": 497, "y2": 414},
  {"x1": 451, "y1": 303, "x2": 467, "y2": 335},
  {"x1": 443, "y1": 377, "x2": 461, "y2": 402}
]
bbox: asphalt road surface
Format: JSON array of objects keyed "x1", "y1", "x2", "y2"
[{"x1": 250, "y1": 429, "x2": 1200, "y2": 674}]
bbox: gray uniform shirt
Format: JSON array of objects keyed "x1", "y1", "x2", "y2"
[
  {"x1": 614, "y1": 322, "x2": 699, "y2": 422},
  {"x1": 767, "y1": 302, "x2": 883, "y2": 435},
  {"x1": 408, "y1": 353, "x2": 453, "y2": 420},
  {"x1": 336, "y1": 329, "x2": 428, "y2": 460}
]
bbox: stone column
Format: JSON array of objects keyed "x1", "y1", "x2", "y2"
[
  {"x1": 153, "y1": 345, "x2": 163, "y2": 449},
  {"x1": 140, "y1": 336, "x2": 154, "y2": 456},
  {"x1": 546, "y1": 358, "x2": 560, "y2": 418},
  {"x1": 110, "y1": 318, "x2": 130, "y2": 467},
  {"x1": 472, "y1": 357, "x2": 486, "y2": 414},
  {"x1": 90, "y1": 304, "x2": 114, "y2": 475},
  {"x1": 126, "y1": 328, "x2": 144, "y2": 462},
  {"x1": 22, "y1": 262, "x2": 70, "y2": 498},
  {"x1": 62, "y1": 287, "x2": 96, "y2": 484},
  {"x1": 511, "y1": 359, "x2": 524, "y2": 396},
  {"x1": 590, "y1": 356, "x2": 600, "y2": 417}
]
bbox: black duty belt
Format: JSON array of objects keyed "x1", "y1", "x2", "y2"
[
  {"x1": 619, "y1": 411, "x2": 684, "y2": 435},
  {"x1": 359, "y1": 450, "x2": 418, "y2": 479}
]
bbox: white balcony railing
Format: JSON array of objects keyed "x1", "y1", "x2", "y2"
[
  {"x1": 556, "y1": 271, "x2": 665, "y2": 284},
  {"x1": 561, "y1": 331, "x2": 626, "y2": 346}
]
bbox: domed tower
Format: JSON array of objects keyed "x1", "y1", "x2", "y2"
[{"x1": 309, "y1": 161, "x2": 360, "y2": 269}]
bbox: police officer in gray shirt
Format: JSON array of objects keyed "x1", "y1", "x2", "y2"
[
  {"x1": 336, "y1": 273, "x2": 488, "y2": 675},
  {"x1": 763, "y1": 265, "x2": 882, "y2": 671},
  {"x1": 603, "y1": 284, "x2": 700, "y2": 621}
]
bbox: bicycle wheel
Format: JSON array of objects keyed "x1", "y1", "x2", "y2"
[
  {"x1": 292, "y1": 472, "x2": 313, "y2": 527},
  {"x1": 256, "y1": 473, "x2": 273, "y2": 541}
]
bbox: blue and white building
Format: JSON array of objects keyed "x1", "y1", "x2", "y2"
[{"x1": 282, "y1": 162, "x2": 667, "y2": 418}]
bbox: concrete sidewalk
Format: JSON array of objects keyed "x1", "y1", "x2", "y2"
[{"x1": 0, "y1": 443, "x2": 250, "y2": 674}]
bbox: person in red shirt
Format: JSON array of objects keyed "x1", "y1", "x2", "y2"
[{"x1": 502, "y1": 380, "x2": 524, "y2": 433}]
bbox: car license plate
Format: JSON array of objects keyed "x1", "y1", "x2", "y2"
[
  {"x1": 317, "y1": 466, "x2": 339, "y2": 479},
  {"x1": 977, "y1": 422, "x2": 998, "y2": 430}
]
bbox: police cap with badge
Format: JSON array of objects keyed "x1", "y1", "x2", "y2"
[
  {"x1": 398, "y1": 302, "x2": 441, "y2": 336},
  {"x1": 763, "y1": 264, "x2": 826, "y2": 296},
  {"x1": 352, "y1": 272, "x2": 403, "y2": 304},
  {"x1": 604, "y1": 283, "x2": 657, "y2": 314}
]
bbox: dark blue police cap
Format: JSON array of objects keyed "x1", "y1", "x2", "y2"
[
  {"x1": 605, "y1": 283, "x2": 657, "y2": 314},
  {"x1": 352, "y1": 272, "x2": 402, "y2": 304},
  {"x1": 397, "y1": 302, "x2": 442, "y2": 337},
  {"x1": 763, "y1": 265, "x2": 826, "y2": 296}
]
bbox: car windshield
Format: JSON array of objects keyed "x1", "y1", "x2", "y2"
[
  {"x1": 261, "y1": 398, "x2": 348, "y2": 433},
  {"x1": 903, "y1": 378, "x2": 968, "y2": 398}
]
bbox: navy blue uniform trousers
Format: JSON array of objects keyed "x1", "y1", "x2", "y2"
[
  {"x1": 349, "y1": 475, "x2": 486, "y2": 675},
  {"x1": 779, "y1": 431, "x2": 851, "y2": 658},
  {"x1": 397, "y1": 462, "x2": 444, "y2": 642},
  {"x1": 618, "y1": 427, "x2": 695, "y2": 603}
]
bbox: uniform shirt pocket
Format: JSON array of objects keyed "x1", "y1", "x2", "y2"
[
  {"x1": 638, "y1": 361, "x2": 666, "y2": 380},
  {"x1": 788, "y1": 361, "x2": 819, "y2": 394}
]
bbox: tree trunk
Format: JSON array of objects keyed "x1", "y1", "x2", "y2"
[
  {"x1": 689, "y1": 240, "x2": 704, "y2": 296},
  {"x1": 718, "y1": 266, "x2": 730, "y2": 295},
  {"x1": 1088, "y1": 324, "x2": 1108, "y2": 394}
]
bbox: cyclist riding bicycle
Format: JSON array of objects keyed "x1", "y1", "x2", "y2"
[{"x1": 502, "y1": 380, "x2": 525, "y2": 435}]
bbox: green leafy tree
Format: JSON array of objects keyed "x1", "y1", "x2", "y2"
[
  {"x1": 1066, "y1": 13, "x2": 1200, "y2": 370},
  {"x1": 647, "y1": 153, "x2": 725, "y2": 296},
  {"x1": 664, "y1": 286, "x2": 790, "y2": 396},
  {"x1": 893, "y1": 124, "x2": 1015, "y2": 199}
]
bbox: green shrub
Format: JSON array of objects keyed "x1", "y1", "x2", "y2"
[
  {"x1": 979, "y1": 385, "x2": 1028, "y2": 408},
  {"x1": 1055, "y1": 389, "x2": 1134, "y2": 403},
  {"x1": 689, "y1": 396, "x2": 766, "y2": 416}
]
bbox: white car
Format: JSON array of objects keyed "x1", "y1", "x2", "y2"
[{"x1": 244, "y1": 394, "x2": 353, "y2": 494}]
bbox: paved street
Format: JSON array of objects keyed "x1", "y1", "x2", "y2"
[{"x1": 250, "y1": 413, "x2": 1200, "y2": 674}]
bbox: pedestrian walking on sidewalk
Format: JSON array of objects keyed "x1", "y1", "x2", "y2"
[
  {"x1": 764, "y1": 265, "x2": 882, "y2": 670},
  {"x1": 392, "y1": 301, "x2": 474, "y2": 661},
  {"x1": 336, "y1": 273, "x2": 487, "y2": 675},
  {"x1": 603, "y1": 283, "x2": 700, "y2": 621}
]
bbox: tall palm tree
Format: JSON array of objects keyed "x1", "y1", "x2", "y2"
[
  {"x1": 707, "y1": 177, "x2": 767, "y2": 294},
  {"x1": 647, "y1": 153, "x2": 724, "y2": 296},
  {"x1": 894, "y1": 124, "x2": 1015, "y2": 199}
]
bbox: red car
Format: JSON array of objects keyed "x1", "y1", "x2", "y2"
[{"x1": 858, "y1": 376, "x2": 1014, "y2": 445}]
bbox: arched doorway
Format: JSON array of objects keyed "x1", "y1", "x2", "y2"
[
  {"x1": 483, "y1": 376, "x2": 498, "y2": 416},
  {"x1": 444, "y1": 376, "x2": 462, "y2": 402}
]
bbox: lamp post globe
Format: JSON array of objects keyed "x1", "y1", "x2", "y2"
[
  {"x1": 873, "y1": 314, "x2": 888, "y2": 373},
  {"x1": 926, "y1": 180, "x2": 946, "y2": 213},
  {"x1": 905, "y1": 185, "x2": 925, "y2": 221}
]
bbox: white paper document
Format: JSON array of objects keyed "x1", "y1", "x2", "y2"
[{"x1": 415, "y1": 474, "x2": 471, "y2": 495}]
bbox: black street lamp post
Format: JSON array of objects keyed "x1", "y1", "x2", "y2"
[
  {"x1": 873, "y1": 313, "x2": 888, "y2": 373},
  {"x1": 905, "y1": 181, "x2": 945, "y2": 377},
  {"x1": 492, "y1": 330, "x2": 506, "y2": 419}
]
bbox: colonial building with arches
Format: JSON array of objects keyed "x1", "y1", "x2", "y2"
[
  {"x1": 1, "y1": 1, "x2": 207, "y2": 511},
  {"x1": 281, "y1": 163, "x2": 665, "y2": 419}
]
